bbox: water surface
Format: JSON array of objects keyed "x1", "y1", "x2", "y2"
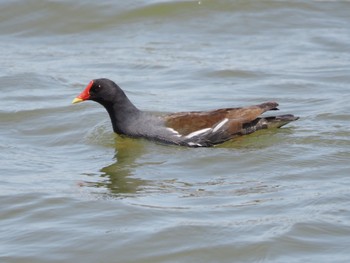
[{"x1": 1, "y1": 1, "x2": 350, "y2": 262}]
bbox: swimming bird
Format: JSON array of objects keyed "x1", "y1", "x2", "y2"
[{"x1": 72, "y1": 78, "x2": 298, "y2": 147}]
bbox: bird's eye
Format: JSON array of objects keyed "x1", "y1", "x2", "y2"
[{"x1": 90, "y1": 84, "x2": 101, "y2": 94}]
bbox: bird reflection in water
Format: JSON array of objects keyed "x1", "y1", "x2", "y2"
[{"x1": 85, "y1": 136, "x2": 151, "y2": 196}]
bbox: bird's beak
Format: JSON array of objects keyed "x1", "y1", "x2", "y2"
[
  {"x1": 72, "y1": 80, "x2": 93, "y2": 104},
  {"x1": 72, "y1": 97, "x2": 84, "y2": 104}
]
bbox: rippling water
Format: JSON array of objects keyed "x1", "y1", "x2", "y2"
[{"x1": 1, "y1": 1, "x2": 350, "y2": 262}]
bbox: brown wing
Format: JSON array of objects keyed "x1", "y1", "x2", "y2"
[{"x1": 164, "y1": 102, "x2": 278, "y2": 136}]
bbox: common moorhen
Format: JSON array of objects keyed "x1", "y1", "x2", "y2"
[{"x1": 72, "y1": 78, "x2": 298, "y2": 147}]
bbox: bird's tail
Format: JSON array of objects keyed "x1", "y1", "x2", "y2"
[
  {"x1": 262, "y1": 114, "x2": 299, "y2": 129},
  {"x1": 242, "y1": 114, "x2": 299, "y2": 135}
]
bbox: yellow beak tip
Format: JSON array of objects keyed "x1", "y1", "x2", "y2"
[{"x1": 72, "y1": 98, "x2": 84, "y2": 104}]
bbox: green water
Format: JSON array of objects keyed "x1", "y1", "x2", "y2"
[{"x1": 1, "y1": 1, "x2": 350, "y2": 262}]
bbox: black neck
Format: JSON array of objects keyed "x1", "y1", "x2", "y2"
[{"x1": 99, "y1": 96, "x2": 140, "y2": 135}]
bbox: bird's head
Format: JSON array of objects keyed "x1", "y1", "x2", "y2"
[{"x1": 72, "y1": 78, "x2": 122, "y2": 105}]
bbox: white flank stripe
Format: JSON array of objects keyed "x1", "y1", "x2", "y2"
[
  {"x1": 188, "y1": 142, "x2": 202, "y2": 147},
  {"x1": 166, "y1": 127, "x2": 181, "y2": 137},
  {"x1": 186, "y1": 128, "x2": 212, "y2": 139},
  {"x1": 212, "y1": 118, "x2": 229, "y2": 133}
]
